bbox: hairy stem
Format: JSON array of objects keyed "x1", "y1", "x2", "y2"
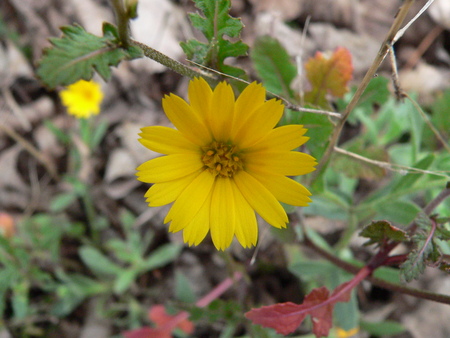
[{"x1": 130, "y1": 39, "x2": 215, "y2": 80}]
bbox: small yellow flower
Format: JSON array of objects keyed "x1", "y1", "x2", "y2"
[
  {"x1": 60, "y1": 79, "x2": 103, "y2": 118},
  {"x1": 137, "y1": 78, "x2": 316, "y2": 250}
]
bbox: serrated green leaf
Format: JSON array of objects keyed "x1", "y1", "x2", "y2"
[
  {"x1": 359, "y1": 220, "x2": 409, "y2": 246},
  {"x1": 400, "y1": 216, "x2": 438, "y2": 282},
  {"x1": 182, "y1": 0, "x2": 247, "y2": 77},
  {"x1": 251, "y1": 35, "x2": 297, "y2": 98},
  {"x1": 189, "y1": 0, "x2": 242, "y2": 39},
  {"x1": 37, "y1": 24, "x2": 142, "y2": 88}
]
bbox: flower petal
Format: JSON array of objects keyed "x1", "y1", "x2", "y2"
[
  {"x1": 231, "y1": 82, "x2": 266, "y2": 136},
  {"x1": 182, "y1": 191, "x2": 212, "y2": 246},
  {"x1": 188, "y1": 77, "x2": 213, "y2": 123},
  {"x1": 250, "y1": 172, "x2": 312, "y2": 206},
  {"x1": 139, "y1": 126, "x2": 199, "y2": 154},
  {"x1": 210, "y1": 178, "x2": 236, "y2": 250},
  {"x1": 162, "y1": 93, "x2": 211, "y2": 145},
  {"x1": 136, "y1": 154, "x2": 203, "y2": 183},
  {"x1": 246, "y1": 125, "x2": 309, "y2": 152},
  {"x1": 144, "y1": 172, "x2": 199, "y2": 207},
  {"x1": 234, "y1": 99, "x2": 284, "y2": 148},
  {"x1": 231, "y1": 180, "x2": 258, "y2": 248},
  {"x1": 209, "y1": 82, "x2": 235, "y2": 141},
  {"x1": 166, "y1": 170, "x2": 215, "y2": 232},
  {"x1": 245, "y1": 151, "x2": 317, "y2": 176},
  {"x1": 234, "y1": 171, "x2": 288, "y2": 228}
]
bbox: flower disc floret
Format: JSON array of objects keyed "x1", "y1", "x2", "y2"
[
  {"x1": 202, "y1": 141, "x2": 243, "y2": 178},
  {"x1": 137, "y1": 77, "x2": 317, "y2": 250}
]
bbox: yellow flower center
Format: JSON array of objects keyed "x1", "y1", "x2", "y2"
[{"x1": 202, "y1": 141, "x2": 243, "y2": 178}]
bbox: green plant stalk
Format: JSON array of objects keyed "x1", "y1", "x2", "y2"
[
  {"x1": 110, "y1": 0, "x2": 130, "y2": 48},
  {"x1": 130, "y1": 39, "x2": 216, "y2": 81},
  {"x1": 311, "y1": 0, "x2": 415, "y2": 182}
]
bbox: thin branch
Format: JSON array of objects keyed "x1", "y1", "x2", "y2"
[
  {"x1": 334, "y1": 146, "x2": 450, "y2": 178},
  {"x1": 0, "y1": 122, "x2": 59, "y2": 181},
  {"x1": 423, "y1": 182, "x2": 450, "y2": 216},
  {"x1": 393, "y1": 0, "x2": 436, "y2": 44},
  {"x1": 311, "y1": 0, "x2": 415, "y2": 182},
  {"x1": 189, "y1": 61, "x2": 342, "y2": 118}
]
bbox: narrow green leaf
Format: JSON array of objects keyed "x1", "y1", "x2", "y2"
[
  {"x1": 113, "y1": 269, "x2": 138, "y2": 295},
  {"x1": 375, "y1": 200, "x2": 421, "y2": 225},
  {"x1": 12, "y1": 281, "x2": 29, "y2": 319},
  {"x1": 360, "y1": 320, "x2": 406, "y2": 336},
  {"x1": 392, "y1": 154, "x2": 435, "y2": 193},
  {"x1": 79, "y1": 246, "x2": 123, "y2": 277},
  {"x1": 50, "y1": 192, "x2": 77, "y2": 212},
  {"x1": 37, "y1": 24, "x2": 142, "y2": 88},
  {"x1": 141, "y1": 243, "x2": 182, "y2": 272},
  {"x1": 175, "y1": 271, "x2": 196, "y2": 303},
  {"x1": 251, "y1": 36, "x2": 296, "y2": 98}
]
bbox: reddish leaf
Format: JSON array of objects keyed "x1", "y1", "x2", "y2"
[
  {"x1": 245, "y1": 302, "x2": 308, "y2": 335},
  {"x1": 246, "y1": 283, "x2": 353, "y2": 337},
  {"x1": 123, "y1": 305, "x2": 194, "y2": 338},
  {"x1": 149, "y1": 305, "x2": 194, "y2": 335},
  {"x1": 123, "y1": 327, "x2": 171, "y2": 338},
  {"x1": 304, "y1": 47, "x2": 353, "y2": 108}
]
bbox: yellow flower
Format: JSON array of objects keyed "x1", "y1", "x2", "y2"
[
  {"x1": 60, "y1": 79, "x2": 103, "y2": 118},
  {"x1": 137, "y1": 78, "x2": 316, "y2": 250}
]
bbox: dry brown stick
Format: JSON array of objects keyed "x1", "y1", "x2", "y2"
[{"x1": 311, "y1": 0, "x2": 415, "y2": 181}]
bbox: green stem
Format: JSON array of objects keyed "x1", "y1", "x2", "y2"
[{"x1": 110, "y1": 0, "x2": 130, "y2": 48}]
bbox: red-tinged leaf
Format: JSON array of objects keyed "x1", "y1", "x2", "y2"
[
  {"x1": 245, "y1": 302, "x2": 308, "y2": 335},
  {"x1": 304, "y1": 47, "x2": 353, "y2": 108},
  {"x1": 246, "y1": 283, "x2": 354, "y2": 337},
  {"x1": 149, "y1": 305, "x2": 194, "y2": 334},
  {"x1": 303, "y1": 287, "x2": 333, "y2": 337},
  {"x1": 123, "y1": 327, "x2": 171, "y2": 338}
]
